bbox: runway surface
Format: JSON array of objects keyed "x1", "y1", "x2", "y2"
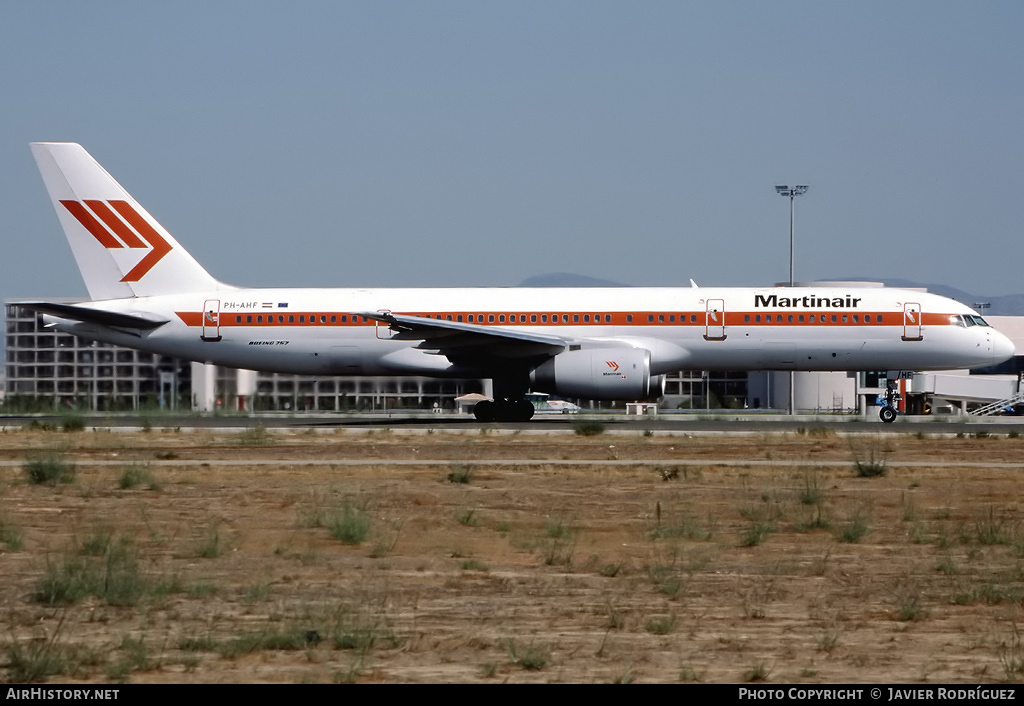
[{"x1": 3, "y1": 412, "x2": 1023, "y2": 435}]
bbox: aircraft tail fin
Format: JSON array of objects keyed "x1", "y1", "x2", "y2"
[{"x1": 30, "y1": 142, "x2": 223, "y2": 300}]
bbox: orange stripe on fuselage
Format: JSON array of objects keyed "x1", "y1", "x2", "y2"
[{"x1": 174, "y1": 310, "x2": 960, "y2": 329}]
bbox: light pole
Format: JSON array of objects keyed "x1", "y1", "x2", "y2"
[
  {"x1": 775, "y1": 185, "x2": 808, "y2": 287},
  {"x1": 775, "y1": 185, "x2": 808, "y2": 414}
]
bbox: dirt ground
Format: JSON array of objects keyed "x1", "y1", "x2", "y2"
[{"x1": 2, "y1": 423, "x2": 1024, "y2": 683}]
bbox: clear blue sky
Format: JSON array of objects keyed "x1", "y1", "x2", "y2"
[{"x1": 2, "y1": 1, "x2": 1022, "y2": 301}]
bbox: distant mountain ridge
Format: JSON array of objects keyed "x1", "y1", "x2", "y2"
[
  {"x1": 519, "y1": 273, "x2": 1024, "y2": 315},
  {"x1": 518, "y1": 273, "x2": 625, "y2": 288},
  {"x1": 834, "y1": 278, "x2": 1024, "y2": 316}
]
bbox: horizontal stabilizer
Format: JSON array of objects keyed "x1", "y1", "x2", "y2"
[{"x1": 19, "y1": 302, "x2": 169, "y2": 330}]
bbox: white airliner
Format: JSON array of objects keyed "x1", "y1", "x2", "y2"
[{"x1": 25, "y1": 143, "x2": 1015, "y2": 422}]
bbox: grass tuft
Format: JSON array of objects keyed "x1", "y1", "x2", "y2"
[
  {"x1": 24, "y1": 452, "x2": 76, "y2": 486},
  {"x1": 505, "y1": 639, "x2": 550, "y2": 670},
  {"x1": 4, "y1": 612, "x2": 73, "y2": 682},
  {"x1": 35, "y1": 536, "x2": 146, "y2": 607},
  {"x1": 446, "y1": 464, "x2": 475, "y2": 484},
  {"x1": 118, "y1": 464, "x2": 156, "y2": 490},
  {"x1": 328, "y1": 503, "x2": 372, "y2": 545},
  {"x1": 573, "y1": 420, "x2": 605, "y2": 436}
]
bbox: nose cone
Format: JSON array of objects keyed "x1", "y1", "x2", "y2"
[{"x1": 993, "y1": 330, "x2": 1017, "y2": 365}]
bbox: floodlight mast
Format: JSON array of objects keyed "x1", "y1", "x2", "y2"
[
  {"x1": 775, "y1": 184, "x2": 808, "y2": 415},
  {"x1": 775, "y1": 185, "x2": 808, "y2": 287}
]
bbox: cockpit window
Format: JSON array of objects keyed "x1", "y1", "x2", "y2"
[
  {"x1": 970, "y1": 315, "x2": 990, "y2": 327},
  {"x1": 964, "y1": 315, "x2": 976, "y2": 327},
  {"x1": 950, "y1": 315, "x2": 965, "y2": 327}
]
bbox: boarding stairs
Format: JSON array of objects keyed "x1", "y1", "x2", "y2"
[{"x1": 969, "y1": 391, "x2": 1024, "y2": 416}]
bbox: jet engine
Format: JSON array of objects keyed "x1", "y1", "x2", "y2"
[{"x1": 529, "y1": 347, "x2": 662, "y2": 400}]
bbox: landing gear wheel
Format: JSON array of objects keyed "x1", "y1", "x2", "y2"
[
  {"x1": 879, "y1": 406, "x2": 897, "y2": 424},
  {"x1": 473, "y1": 400, "x2": 496, "y2": 422},
  {"x1": 473, "y1": 399, "x2": 534, "y2": 422},
  {"x1": 513, "y1": 399, "x2": 535, "y2": 421}
]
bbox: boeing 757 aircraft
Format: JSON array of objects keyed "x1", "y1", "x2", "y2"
[{"x1": 24, "y1": 143, "x2": 1015, "y2": 422}]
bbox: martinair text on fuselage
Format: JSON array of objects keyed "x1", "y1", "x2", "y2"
[{"x1": 755, "y1": 294, "x2": 863, "y2": 308}]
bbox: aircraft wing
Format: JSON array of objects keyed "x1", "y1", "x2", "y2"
[
  {"x1": 358, "y1": 311, "x2": 567, "y2": 363},
  {"x1": 18, "y1": 302, "x2": 170, "y2": 330}
]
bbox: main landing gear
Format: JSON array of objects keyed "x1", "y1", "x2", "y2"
[
  {"x1": 473, "y1": 398, "x2": 535, "y2": 422},
  {"x1": 878, "y1": 381, "x2": 902, "y2": 424}
]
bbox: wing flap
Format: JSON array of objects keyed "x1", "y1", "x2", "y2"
[{"x1": 358, "y1": 311, "x2": 567, "y2": 362}]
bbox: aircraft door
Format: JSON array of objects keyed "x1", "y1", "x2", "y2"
[
  {"x1": 704, "y1": 299, "x2": 727, "y2": 341},
  {"x1": 375, "y1": 309, "x2": 396, "y2": 340},
  {"x1": 902, "y1": 302, "x2": 922, "y2": 341},
  {"x1": 201, "y1": 299, "x2": 222, "y2": 342}
]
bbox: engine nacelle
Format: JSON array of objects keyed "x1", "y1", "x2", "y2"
[
  {"x1": 530, "y1": 347, "x2": 659, "y2": 400},
  {"x1": 645, "y1": 374, "x2": 666, "y2": 401}
]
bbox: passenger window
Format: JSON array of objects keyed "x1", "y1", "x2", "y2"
[
  {"x1": 648, "y1": 315, "x2": 654, "y2": 323},
  {"x1": 831, "y1": 315, "x2": 837, "y2": 323},
  {"x1": 541, "y1": 315, "x2": 547, "y2": 323},
  {"x1": 788, "y1": 315, "x2": 793, "y2": 323},
  {"x1": 499, "y1": 315, "x2": 505, "y2": 323},
  {"x1": 798, "y1": 315, "x2": 804, "y2": 323},
  {"x1": 488, "y1": 315, "x2": 494, "y2": 323},
  {"x1": 531, "y1": 314, "x2": 537, "y2": 323},
  {"x1": 605, "y1": 315, "x2": 611, "y2": 323},
  {"x1": 842, "y1": 315, "x2": 848, "y2": 323},
  {"x1": 755, "y1": 315, "x2": 761, "y2": 323},
  {"x1": 744, "y1": 315, "x2": 750, "y2": 323},
  {"x1": 321, "y1": 315, "x2": 327, "y2": 323},
  {"x1": 626, "y1": 314, "x2": 633, "y2": 323},
  {"x1": 236, "y1": 316, "x2": 241, "y2": 323},
  {"x1": 583, "y1": 315, "x2": 590, "y2": 323},
  {"x1": 247, "y1": 315, "x2": 252, "y2": 323},
  {"x1": 658, "y1": 315, "x2": 665, "y2": 323},
  {"x1": 573, "y1": 315, "x2": 579, "y2": 323}
]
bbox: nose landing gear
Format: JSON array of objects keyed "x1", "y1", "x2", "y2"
[{"x1": 877, "y1": 382, "x2": 902, "y2": 423}]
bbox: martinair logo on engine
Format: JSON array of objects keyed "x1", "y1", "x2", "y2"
[
  {"x1": 604, "y1": 360, "x2": 626, "y2": 378},
  {"x1": 60, "y1": 200, "x2": 172, "y2": 282}
]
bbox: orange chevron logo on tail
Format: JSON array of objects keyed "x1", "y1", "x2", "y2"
[
  {"x1": 605, "y1": 360, "x2": 619, "y2": 372},
  {"x1": 59, "y1": 199, "x2": 172, "y2": 282}
]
